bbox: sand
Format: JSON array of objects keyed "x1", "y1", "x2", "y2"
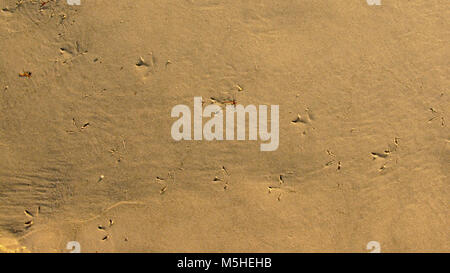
[{"x1": 0, "y1": 0, "x2": 448, "y2": 253}]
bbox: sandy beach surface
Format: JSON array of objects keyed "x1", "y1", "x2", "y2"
[{"x1": 0, "y1": 0, "x2": 448, "y2": 252}]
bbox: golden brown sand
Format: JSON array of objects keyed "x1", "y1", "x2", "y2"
[{"x1": 0, "y1": 0, "x2": 448, "y2": 252}]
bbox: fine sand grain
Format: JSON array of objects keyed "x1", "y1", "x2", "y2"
[{"x1": 0, "y1": 0, "x2": 448, "y2": 252}]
